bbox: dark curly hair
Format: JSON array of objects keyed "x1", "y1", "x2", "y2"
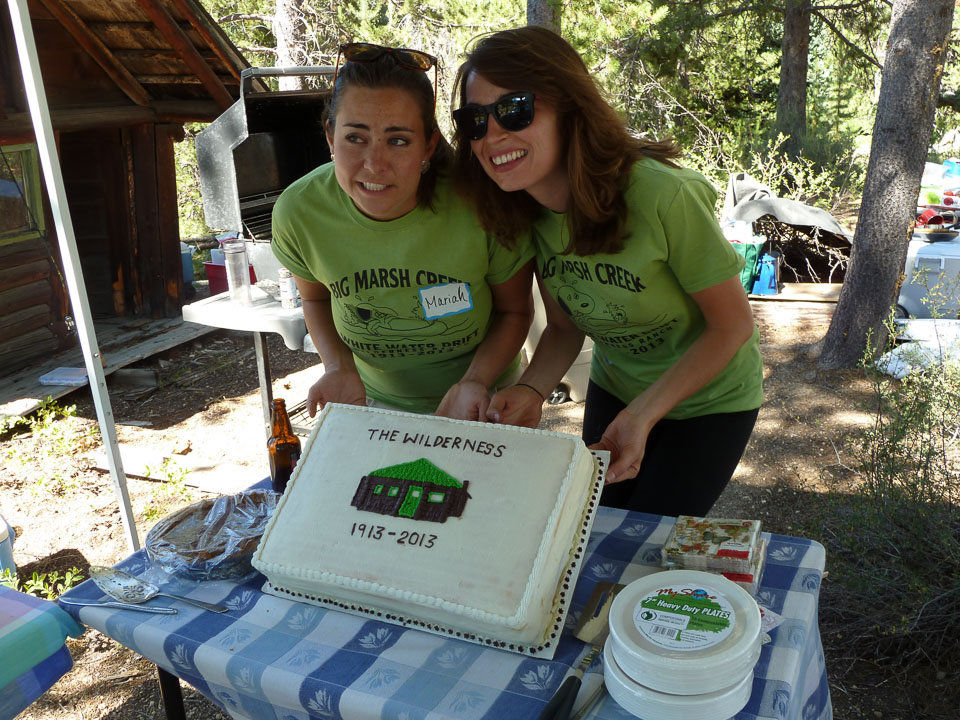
[{"x1": 452, "y1": 26, "x2": 681, "y2": 254}]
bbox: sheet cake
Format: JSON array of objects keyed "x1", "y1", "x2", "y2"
[{"x1": 252, "y1": 403, "x2": 603, "y2": 658}]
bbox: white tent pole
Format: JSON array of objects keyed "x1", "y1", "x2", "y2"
[{"x1": 7, "y1": 0, "x2": 139, "y2": 551}]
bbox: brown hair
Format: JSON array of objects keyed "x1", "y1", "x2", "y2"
[
  {"x1": 452, "y1": 26, "x2": 681, "y2": 254},
  {"x1": 326, "y1": 52, "x2": 451, "y2": 210}
]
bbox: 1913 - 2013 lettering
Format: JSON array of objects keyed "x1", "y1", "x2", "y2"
[{"x1": 350, "y1": 522, "x2": 437, "y2": 549}]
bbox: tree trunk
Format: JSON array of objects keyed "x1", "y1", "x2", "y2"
[
  {"x1": 527, "y1": 0, "x2": 560, "y2": 32},
  {"x1": 776, "y1": 0, "x2": 809, "y2": 156},
  {"x1": 273, "y1": 0, "x2": 306, "y2": 91},
  {"x1": 818, "y1": 0, "x2": 954, "y2": 370}
]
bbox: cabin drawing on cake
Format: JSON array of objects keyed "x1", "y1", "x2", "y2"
[{"x1": 352, "y1": 458, "x2": 471, "y2": 523}]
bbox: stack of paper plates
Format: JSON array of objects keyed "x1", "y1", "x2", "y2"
[
  {"x1": 604, "y1": 570, "x2": 761, "y2": 718},
  {"x1": 603, "y1": 640, "x2": 754, "y2": 720}
]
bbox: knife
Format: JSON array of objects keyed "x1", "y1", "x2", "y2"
[{"x1": 59, "y1": 597, "x2": 178, "y2": 614}]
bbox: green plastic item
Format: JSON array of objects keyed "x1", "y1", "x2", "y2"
[{"x1": 731, "y1": 240, "x2": 765, "y2": 293}]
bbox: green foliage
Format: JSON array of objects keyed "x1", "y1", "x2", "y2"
[
  {"x1": 28, "y1": 398, "x2": 81, "y2": 456},
  {"x1": 175, "y1": 124, "x2": 211, "y2": 240},
  {"x1": 1, "y1": 414, "x2": 27, "y2": 433},
  {"x1": 561, "y1": 1, "x2": 871, "y2": 210},
  {"x1": 906, "y1": 263, "x2": 960, "y2": 320},
  {"x1": 203, "y1": 0, "x2": 278, "y2": 68},
  {"x1": 0, "y1": 568, "x2": 16, "y2": 589},
  {"x1": 143, "y1": 458, "x2": 195, "y2": 521},
  {"x1": 802, "y1": 319, "x2": 960, "y2": 678},
  {"x1": 588, "y1": 0, "x2": 783, "y2": 147},
  {"x1": 12, "y1": 568, "x2": 85, "y2": 600},
  {"x1": 181, "y1": 0, "x2": 896, "y2": 227},
  {"x1": 4, "y1": 399, "x2": 99, "y2": 493}
]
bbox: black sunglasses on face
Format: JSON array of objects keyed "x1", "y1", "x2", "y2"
[
  {"x1": 453, "y1": 92, "x2": 536, "y2": 141},
  {"x1": 335, "y1": 43, "x2": 439, "y2": 103}
]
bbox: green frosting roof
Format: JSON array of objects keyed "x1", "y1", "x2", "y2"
[{"x1": 369, "y1": 458, "x2": 463, "y2": 488}]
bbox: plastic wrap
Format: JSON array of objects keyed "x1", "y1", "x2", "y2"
[{"x1": 145, "y1": 489, "x2": 277, "y2": 580}]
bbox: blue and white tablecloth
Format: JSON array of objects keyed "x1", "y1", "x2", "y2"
[
  {"x1": 0, "y1": 585, "x2": 82, "y2": 719},
  {"x1": 58, "y1": 508, "x2": 831, "y2": 720}
]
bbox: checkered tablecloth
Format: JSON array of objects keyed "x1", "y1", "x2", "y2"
[
  {"x1": 0, "y1": 586, "x2": 83, "y2": 719},
  {"x1": 58, "y1": 508, "x2": 831, "y2": 720}
]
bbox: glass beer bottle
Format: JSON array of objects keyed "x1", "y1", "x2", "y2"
[{"x1": 267, "y1": 398, "x2": 301, "y2": 493}]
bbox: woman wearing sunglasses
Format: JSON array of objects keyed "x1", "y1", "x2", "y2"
[
  {"x1": 271, "y1": 43, "x2": 534, "y2": 419},
  {"x1": 452, "y1": 27, "x2": 763, "y2": 518}
]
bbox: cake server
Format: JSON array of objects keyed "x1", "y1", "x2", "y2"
[
  {"x1": 537, "y1": 581, "x2": 625, "y2": 720},
  {"x1": 58, "y1": 597, "x2": 178, "y2": 614},
  {"x1": 89, "y1": 566, "x2": 229, "y2": 613}
]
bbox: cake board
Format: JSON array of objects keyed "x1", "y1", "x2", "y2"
[{"x1": 262, "y1": 449, "x2": 609, "y2": 659}]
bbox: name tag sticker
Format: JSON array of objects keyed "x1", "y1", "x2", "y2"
[{"x1": 420, "y1": 282, "x2": 473, "y2": 319}]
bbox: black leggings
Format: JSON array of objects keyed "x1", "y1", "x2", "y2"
[{"x1": 583, "y1": 381, "x2": 759, "y2": 517}]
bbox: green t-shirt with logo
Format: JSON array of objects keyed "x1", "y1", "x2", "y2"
[
  {"x1": 533, "y1": 157, "x2": 763, "y2": 418},
  {"x1": 271, "y1": 164, "x2": 533, "y2": 413}
]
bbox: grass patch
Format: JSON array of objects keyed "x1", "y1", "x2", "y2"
[
  {"x1": 2, "y1": 398, "x2": 99, "y2": 495},
  {"x1": 142, "y1": 458, "x2": 195, "y2": 521},
  {"x1": 1, "y1": 567, "x2": 85, "y2": 600}
]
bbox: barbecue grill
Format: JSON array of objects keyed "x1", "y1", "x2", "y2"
[{"x1": 196, "y1": 67, "x2": 334, "y2": 279}]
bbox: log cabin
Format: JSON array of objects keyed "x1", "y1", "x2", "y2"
[{"x1": 0, "y1": 0, "x2": 254, "y2": 377}]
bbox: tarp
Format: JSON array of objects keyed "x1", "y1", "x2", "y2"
[
  {"x1": 721, "y1": 172, "x2": 853, "y2": 244},
  {"x1": 876, "y1": 319, "x2": 960, "y2": 378}
]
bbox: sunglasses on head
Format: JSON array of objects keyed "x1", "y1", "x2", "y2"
[
  {"x1": 335, "y1": 43, "x2": 439, "y2": 103},
  {"x1": 453, "y1": 92, "x2": 536, "y2": 141}
]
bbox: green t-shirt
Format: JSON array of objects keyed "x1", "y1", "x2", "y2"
[
  {"x1": 271, "y1": 165, "x2": 533, "y2": 413},
  {"x1": 533, "y1": 157, "x2": 763, "y2": 418}
]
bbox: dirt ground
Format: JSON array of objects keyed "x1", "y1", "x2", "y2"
[{"x1": 0, "y1": 298, "x2": 916, "y2": 719}]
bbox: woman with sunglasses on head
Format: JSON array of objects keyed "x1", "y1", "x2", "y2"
[
  {"x1": 451, "y1": 27, "x2": 763, "y2": 518},
  {"x1": 271, "y1": 43, "x2": 534, "y2": 419}
]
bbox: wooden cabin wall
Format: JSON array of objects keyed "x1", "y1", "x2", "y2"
[
  {"x1": 1, "y1": 0, "x2": 242, "y2": 379},
  {"x1": 130, "y1": 123, "x2": 185, "y2": 318},
  {"x1": 0, "y1": 239, "x2": 65, "y2": 374},
  {"x1": 0, "y1": 121, "x2": 186, "y2": 379},
  {"x1": 60, "y1": 129, "x2": 130, "y2": 318},
  {"x1": 56, "y1": 124, "x2": 185, "y2": 320}
]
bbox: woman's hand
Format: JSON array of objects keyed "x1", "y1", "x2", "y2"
[
  {"x1": 307, "y1": 370, "x2": 366, "y2": 417},
  {"x1": 490, "y1": 274, "x2": 585, "y2": 429},
  {"x1": 589, "y1": 406, "x2": 654, "y2": 484},
  {"x1": 487, "y1": 385, "x2": 543, "y2": 428},
  {"x1": 436, "y1": 380, "x2": 490, "y2": 421},
  {"x1": 296, "y1": 277, "x2": 366, "y2": 417}
]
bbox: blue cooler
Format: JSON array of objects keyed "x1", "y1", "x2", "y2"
[{"x1": 0, "y1": 514, "x2": 15, "y2": 577}]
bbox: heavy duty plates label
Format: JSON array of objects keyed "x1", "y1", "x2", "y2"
[{"x1": 633, "y1": 582, "x2": 735, "y2": 650}]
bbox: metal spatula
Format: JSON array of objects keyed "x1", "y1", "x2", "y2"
[
  {"x1": 89, "y1": 566, "x2": 229, "y2": 613},
  {"x1": 537, "y1": 581, "x2": 626, "y2": 720}
]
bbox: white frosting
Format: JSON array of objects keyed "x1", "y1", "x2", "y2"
[{"x1": 253, "y1": 403, "x2": 597, "y2": 650}]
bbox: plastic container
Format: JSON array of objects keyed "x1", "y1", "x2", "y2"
[
  {"x1": 180, "y1": 242, "x2": 195, "y2": 284},
  {"x1": 0, "y1": 514, "x2": 16, "y2": 577},
  {"x1": 607, "y1": 570, "x2": 762, "y2": 695},
  {"x1": 661, "y1": 516, "x2": 763, "y2": 575},
  {"x1": 223, "y1": 241, "x2": 253, "y2": 305},
  {"x1": 603, "y1": 638, "x2": 754, "y2": 720},
  {"x1": 278, "y1": 268, "x2": 301, "y2": 309},
  {"x1": 751, "y1": 252, "x2": 780, "y2": 295},
  {"x1": 203, "y1": 261, "x2": 256, "y2": 296}
]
